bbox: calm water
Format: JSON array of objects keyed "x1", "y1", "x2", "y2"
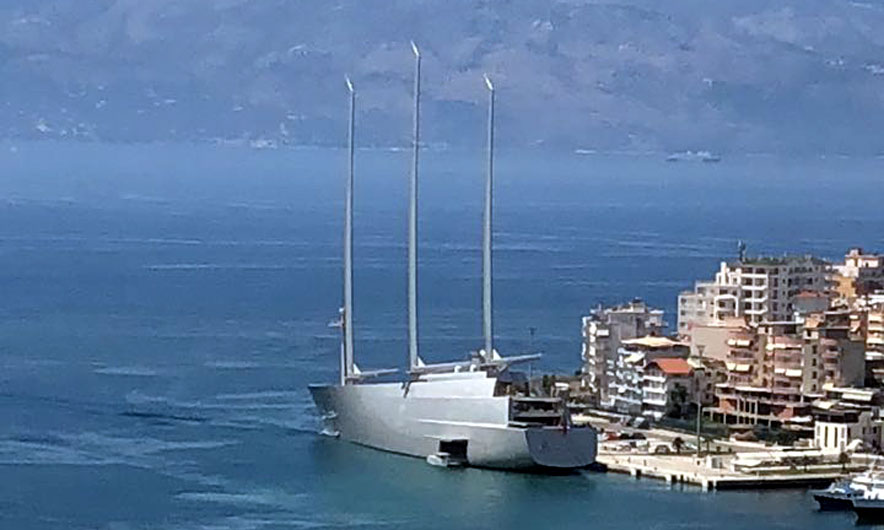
[{"x1": 1, "y1": 142, "x2": 883, "y2": 529}]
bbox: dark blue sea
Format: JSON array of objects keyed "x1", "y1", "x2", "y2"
[{"x1": 1, "y1": 142, "x2": 883, "y2": 529}]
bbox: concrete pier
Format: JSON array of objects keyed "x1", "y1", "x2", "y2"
[{"x1": 598, "y1": 453, "x2": 841, "y2": 491}]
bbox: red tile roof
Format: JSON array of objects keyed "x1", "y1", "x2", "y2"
[{"x1": 649, "y1": 358, "x2": 693, "y2": 376}]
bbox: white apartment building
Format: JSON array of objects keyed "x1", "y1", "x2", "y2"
[
  {"x1": 610, "y1": 336, "x2": 689, "y2": 414},
  {"x1": 678, "y1": 255, "x2": 831, "y2": 333},
  {"x1": 814, "y1": 407, "x2": 883, "y2": 453},
  {"x1": 581, "y1": 299, "x2": 665, "y2": 404},
  {"x1": 642, "y1": 358, "x2": 695, "y2": 420}
]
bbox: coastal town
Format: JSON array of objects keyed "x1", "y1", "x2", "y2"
[{"x1": 571, "y1": 246, "x2": 884, "y2": 491}]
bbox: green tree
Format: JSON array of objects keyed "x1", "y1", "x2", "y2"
[
  {"x1": 667, "y1": 383, "x2": 689, "y2": 419},
  {"x1": 839, "y1": 451, "x2": 850, "y2": 472}
]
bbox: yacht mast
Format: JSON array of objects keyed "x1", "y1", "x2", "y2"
[
  {"x1": 343, "y1": 77, "x2": 356, "y2": 383},
  {"x1": 408, "y1": 42, "x2": 421, "y2": 372},
  {"x1": 483, "y1": 74, "x2": 495, "y2": 359}
]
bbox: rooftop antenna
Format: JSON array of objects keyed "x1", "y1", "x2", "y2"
[
  {"x1": 408, "y1": 42, "x2": 422, "y2": 372},
  {"x1": 483, "y1": 74, "x2": 495, "y2": 361},
  {"x1": 343, "y1": 76, "x2": 356, "y2": 384}
]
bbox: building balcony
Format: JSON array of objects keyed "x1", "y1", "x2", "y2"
[{"x1": 773, "y1": 355, "x2": 802, "y2": 365}]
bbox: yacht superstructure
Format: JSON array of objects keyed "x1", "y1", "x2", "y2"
[{"x1": 308, "y1": 45, "x2": 597, "y2": 471}]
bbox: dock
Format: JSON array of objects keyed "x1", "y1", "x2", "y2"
[{"x1": 598, "y1": 452, "x2": 845, "y2": 490}]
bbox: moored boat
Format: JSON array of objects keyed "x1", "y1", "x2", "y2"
[
  {"x1": 308, "y1": 44, "x2": 597, "y2": 472},
  {"x1": 812, "y1": 479, "x2": 860, "y2": 511},
  {"x1": 849, "y1": 470, "x2": 884, "y2": 522}
]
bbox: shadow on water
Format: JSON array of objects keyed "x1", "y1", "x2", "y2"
[
  {"x1": 306, "y1": 435, "x2": 609, "y2": 528},
  {"x1": 305, "y1": 434, "x2": 866, "y2": 530}
]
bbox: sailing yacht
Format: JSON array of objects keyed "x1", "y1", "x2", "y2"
[{"x1": 308, "y1": 44, "x2": 597, "y2": 471}]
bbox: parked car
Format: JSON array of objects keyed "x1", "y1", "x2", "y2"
[{"x1": 629, "y1": 417, "x2": 650, "y2": 429}]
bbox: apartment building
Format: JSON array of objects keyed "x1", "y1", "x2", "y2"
[
  {"x1": 642, "y1": 358, "x2": 695, "y2": 421},
  {"x1": 581, "y1": 299, "x2": 665, "y2": 404},
  {"x1": 801, "y1": 310, "x2": 865, "y2": 391},
  {"x1": 814, "y1": 409, "x2": 883, "y2": 452},
  {"x1": 709, "y1": 313, "x2": 865, "y2": 428},
  {"x1": 686, "y1": 317, "x2": 747, "y2": 363},
  {"x1": 710, "y1": 385, "x2": 812, "y2": 430},
  {"x1": 610, "y1": 336, "x2": 688, "y2": 415},
  {"x1": 813, "y1": 386, "x2": 884, "y2": 452},
  {"x1": 866, "y1": 307, "x2": 884, "y2": 385},
  {"x1": 678, "y1": 255, "x2": 831, "y2": 333},
  {"x1": 833, "y1": 247, "x2": 884, "y2": 300}
]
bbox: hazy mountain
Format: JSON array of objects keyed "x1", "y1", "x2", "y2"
[{"x1": 3, "y1": 0, "x2": 884, "y2": 154}]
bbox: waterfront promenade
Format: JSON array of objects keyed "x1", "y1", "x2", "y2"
[
  {"x1": 598, "y1": 452, "x2": 843, "y2": 490},
  {"x1": 576, "y1": 413, "x2": 858, "y2": 490}
]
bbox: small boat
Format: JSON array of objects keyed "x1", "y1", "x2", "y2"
[
  {"x1": 665, "y1": 150, "x2": 721, "y2": 163},
  {"x1": 854, "y1": 490, "x2": 884, "y2": 523},
  {"x1": 426, "y1": 452, "x2": 465, "y2": 468},
  {"x1": 812, "y1": 479, "x2": 861, "y2": 511},
  {"x1": 850, "y1": 470, "x2": 884, "y2": 522}
]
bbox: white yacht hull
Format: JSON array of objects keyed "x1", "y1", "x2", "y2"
[{"x1": 309, "y1": 375, "x2": 597, "y2": 471}]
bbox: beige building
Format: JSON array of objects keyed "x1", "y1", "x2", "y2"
[
  {"x1": 833, "y1": 247, "x2": 884, "y2": 301},
  {"x1": 857, "y1": 305, "x2": 884, "y2": 385},
  {"x1": 678, "y1": 255, "x2": 831, "y2": 333},
  {"x1": 686, "y1": 317, "x2": 748, "y2": 363},
  {"x1": 709, "y1": 313, "x2": 865, "y2": 427}
]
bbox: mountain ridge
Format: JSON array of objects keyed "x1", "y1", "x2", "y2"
[{"x1": 3, "y1": 0, "x2": 884, "y2": 154}]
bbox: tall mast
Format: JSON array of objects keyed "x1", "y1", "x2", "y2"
[
  {"x1": 483, "y1": 74, "x2": 495, "y2": 359},
  {"x1": 343, "y1": 77, "x2": 356, "y2": 383},
  {"x1": 408, "y1": 42, "x2": 421, "y2": 372}
]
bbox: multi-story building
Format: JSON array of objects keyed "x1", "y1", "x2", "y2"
[
  {"x1": 833, "y1": 247, "x2": 884, "y2": 300},
  {"x1": 690, "y1": 356, "x2": 727, "y2": 407},
  {"x1": 642, "y1": 358, "x2": 695, "y2": 420},
  {"x1": 865, "y1": 307, "x2": 884, "y2": 385},
  {"x1": 610, "y1": 336, "x2": 688, "y2": 414},
  {"x1": 814, "y1": 408, "x2": 883, "y2": 452},
  {"x1": 581, "y1": 299, "x2": 664, "y2": 405},
  {"x1": 686, "y1": 317, "x2": 747, "y2": 363},
  {"x1": 868, "y1": 308, "x2": 884, "y2": 353},
  {"x1": 678, "y1": 255, "x2": 831, "y2": 333},
  {"x1": 709, "y1": 312, "x2": 865, "y2": 428},
  {"x1": 724, "y1": 328, "x2": 761, "y2": 387},
  {"x1": 710, "y1": 385, "x2": 812, "y2": 431},
  {"x1": 801, "y1": 310, "x2": 865, "y2": 391},
  {"x1": 813, "y1": 386, "x2": 884, "y2": 452}
]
